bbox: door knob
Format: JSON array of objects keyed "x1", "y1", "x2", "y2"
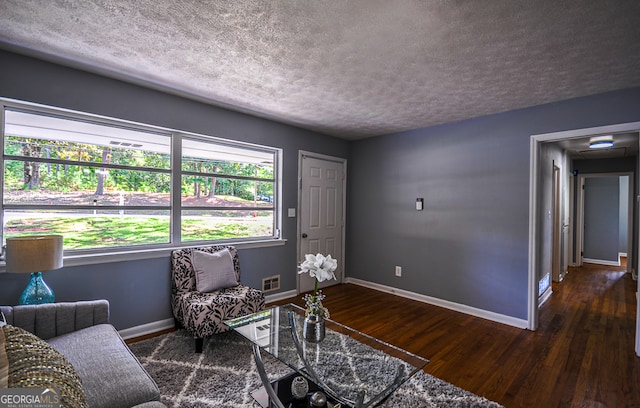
[{"x1": 301, "y1": 233, "x2": 308, "y2": 238}]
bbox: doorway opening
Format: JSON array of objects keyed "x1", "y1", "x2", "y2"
[
  {"x1": 576, "y1": 173, "x2": 633, "y2": 273},
  {"x1": 528, "y1": 121, "x2": 640, "y2": 355}
]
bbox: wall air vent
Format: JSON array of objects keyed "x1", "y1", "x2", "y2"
[{"x1": 262, "y1": 275, "x2": 280, "y2": 292}]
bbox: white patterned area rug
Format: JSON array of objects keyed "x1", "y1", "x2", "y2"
[{"x1": 129, "y1": 330, "x2": 503, "y2": 408}]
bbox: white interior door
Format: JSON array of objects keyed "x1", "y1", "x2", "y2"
[{"x1": 298, "y1": 153, "x2": 345, "y2": 294}]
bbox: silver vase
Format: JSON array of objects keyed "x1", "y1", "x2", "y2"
[{"x1": 303, "y1": 314, "x2": 325, "y2": 342}]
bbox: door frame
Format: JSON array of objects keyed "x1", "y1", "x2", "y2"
[
  {"x1": 297, "y1": 150, "x2": 347, "y2": 294},
  {"x1": 528, "y1": 121, "x2": 640, "y2": 343},
  {"x1": 551, "y1": 164, "x2": 562, "y2": 282}
]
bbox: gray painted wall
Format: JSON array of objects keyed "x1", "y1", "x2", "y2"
[
  {"x1": 0, "y1": 50, "x2": 349, "y2": 330},
  {"x1": 538, "y1": 143, "x2": 565, "y2": 292},
  {"x1": 574, "y1": 158, "x2": 637, "y2": 174},
  {"x1": 572, "y1": 158, "x2": 637, "y2": 268},
  {"x1": 2, "y1": 49, "x2": 640, "y2": 328},
  {"x1": 583, "y1": 177, "x2": 620, "y2": 262},
  {"x1": 348, "y1": 88, "x2": 640, "y2": 321}
]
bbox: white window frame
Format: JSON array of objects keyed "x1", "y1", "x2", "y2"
[{"x1": 0, "y1": 98, "x2": 284, "y2": 270}]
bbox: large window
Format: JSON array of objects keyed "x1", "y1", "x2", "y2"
[{"x1": 1, "y1": 100, "x2": 280, "y2": 253}]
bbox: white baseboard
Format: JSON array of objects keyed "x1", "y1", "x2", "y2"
[
  {"x1": 118, "y1": 317, "x2": 175, "y2": 340},
  {"x1": 265, "y1": 289, "x2": 297, "y2": 304},
  {"x1": 119, "y1": 281, "x2": 530, "y2": 340},
  {"x1": 583, "y1": 258, "x2": 620, "y2": 267},
  {"x1": 345, "y1": 277, "x2": 528, "y2": 329}
]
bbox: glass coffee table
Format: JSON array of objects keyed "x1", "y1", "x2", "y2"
[{"x1": 225, "y1": 304, "x2": 428, "y2": 408}]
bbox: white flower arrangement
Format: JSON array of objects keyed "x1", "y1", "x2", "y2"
[{"x1": 298, "y1": 253, "x2": 338, "y2": 318}]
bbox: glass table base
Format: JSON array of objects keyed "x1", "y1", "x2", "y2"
[
  {"x1": 226, "y1": 304, "x2": 428, "y2": 408},
  {"x1": 251, "y1": 372, "x2": 343, "y2": 408}
]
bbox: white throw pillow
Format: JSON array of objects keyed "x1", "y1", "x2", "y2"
[{"x1": 192, "y1": 249, "x2": 239, "y2": 292}]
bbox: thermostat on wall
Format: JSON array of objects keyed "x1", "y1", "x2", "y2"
[{"x1": 416, "y1": 198, "x2": 424, "y2": 211}]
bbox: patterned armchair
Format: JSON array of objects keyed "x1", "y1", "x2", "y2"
[{"x1": 171, "y1": 245, "x2": 265, "y2": 352}]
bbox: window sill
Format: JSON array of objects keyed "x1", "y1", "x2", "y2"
[{"x1": 0, "y1": 239, "x2": 287, "y2": 272}]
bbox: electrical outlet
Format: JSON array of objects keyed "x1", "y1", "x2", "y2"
[{"x1": 395, "y1": 266, "x2": 402, "y2": 277}]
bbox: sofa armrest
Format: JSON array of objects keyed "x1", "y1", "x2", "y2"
[{"x1": 0, "y1": 300, "x2": 110, "y2": 340}]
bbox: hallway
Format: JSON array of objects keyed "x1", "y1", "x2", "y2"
[{"x1": 534, "y1": 260, "x2": 637, "y2": 407}]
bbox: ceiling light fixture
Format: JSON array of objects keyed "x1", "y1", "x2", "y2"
[{"x1": 589, "y1": 135, "x2": 614, "y2": 149}]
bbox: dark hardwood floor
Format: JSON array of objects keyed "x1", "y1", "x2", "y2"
[{"x1": 275, "y1": 261, "x2": 640, "y2": 407}]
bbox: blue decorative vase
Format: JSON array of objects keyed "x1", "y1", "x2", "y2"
[{"x1": 19, "y1": 272, "x2": 55, "y2": 305}]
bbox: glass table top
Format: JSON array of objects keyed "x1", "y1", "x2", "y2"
[{"x1": 225, "y1": 304, "x2": 429, "y2": 407}]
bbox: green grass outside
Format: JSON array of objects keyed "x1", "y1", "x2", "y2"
[{"x1": 5, "y1": 215, "x2": 273, "y2": 249}]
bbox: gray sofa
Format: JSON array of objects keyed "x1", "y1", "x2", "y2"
[{"x1": 1, "y1": 300, "x2": 165, "y2": 408}]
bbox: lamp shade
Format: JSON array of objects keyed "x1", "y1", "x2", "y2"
[{"x1": 5, "y1": 235, "x2": 64, "y2": 273}]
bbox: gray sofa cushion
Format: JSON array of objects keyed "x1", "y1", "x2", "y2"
[
  {"x1": 0, "y1": 300, "x2": 109, "y2": 340},
  {"x1": 48, "y1": 324, "x2": 160, "y2": 408}
]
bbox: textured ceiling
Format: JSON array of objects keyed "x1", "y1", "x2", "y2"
[{"x1": 1, "y1": 1, "x2": 640, "y2": 140}]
